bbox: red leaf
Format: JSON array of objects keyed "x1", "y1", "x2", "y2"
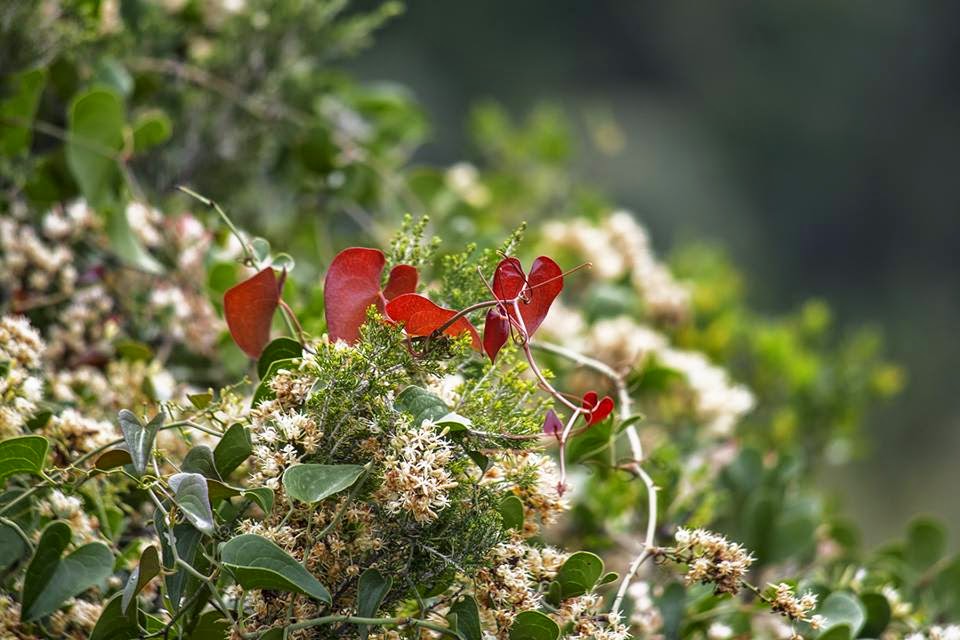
[
  {"x1": 490, "y1": 256, "x2": 563, "y2": 338},
  {"x1": 382, "y1": 264, "x2": 418, "y2": 301},
  {"x1": 492, "y1": 257, "x2": 526, "y2": 300},
  {"x1": 542, "y1": 409, "x2": 563, "y2": 439},
  {"x1": 323, "y1": 248, "x2": 386, "y2": 344},
  {"x1": 224, "y1": 267, "x2": 284, "y2": 358},
  {"x1": 483, "y1": 306, "x2": 511, "y2": 362},
  {"x1": 385, "y1": 293, "x2": 480, "y2": 350},
  {"x1": 581, "y1": 391, "x2": 615, "y2": 426},
  {"x1": 518, "y1": 256, "x2": 563, "y2": 337}
]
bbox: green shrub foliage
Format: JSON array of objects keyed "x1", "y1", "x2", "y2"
[{"x1": 0, "y1": 2, "x2": 951, "y2": 640}]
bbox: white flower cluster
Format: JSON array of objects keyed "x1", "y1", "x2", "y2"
[
  {"x1": 0, "y1": 315, "x2": 46, "y2": 438},
  {"x1": 656, "y1": 348, "x2": 755, "y2": 436},
  {"x1": 768, "y1": 583, "x2": 826, "y2": 630},
  {"x1": 38, "y1": 489, "x2": 101, "y2": 543},
  {"x1": 45, "y1": 285, "x2": 116, "y2": 363},
  {"x1": 376, "y1": 419, "x2": 458, "y2": 523},
  {"x1": 674, "y1": 527, "x2": 755, "y2": 595},
  {"x1": 907, "y1": 627, "x2": 960, "y2": 640},
  {"x1": 579, "y1": 315, "x2": 754, "y2": 436},
  {"x1": 1, "y1": 210, "x2": 80, "y2": 298},
  {"x1": 45, "y1": 408, "x2": 119, "y2": 456},
  {"x1": 543, "y1": 211, "x2": 691, "y2": 322},
  {"x1": 475, "y1": 535, "x2": 566, "y2": 633},
  {"x1": 484, "y1": 451, "x2": 568, "y2": 536}
]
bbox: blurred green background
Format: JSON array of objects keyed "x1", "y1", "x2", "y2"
[{"x1": 347, "y1": 0, "x2": 960, "y2": 543}]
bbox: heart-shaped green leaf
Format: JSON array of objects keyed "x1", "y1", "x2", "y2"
[
  {"x1": 214, "y1": 424, "x2": 252, "y2": 478},
  {"x1": 0, "y1": 68, "x2": 46, "y2": 157},
  {"x1": 220, "y1": 534, "x2": 330, "y2": 603},
  {"x1": 0, "y1": 521, "x2": 27, "y2": 571},
  {"x1": 169, "y1": 472, "x2": 216, "y2": 535},
  {"x1": 21, "y1": 521, "x2": 114, "y2": 621},
  {"x1": 206, "y1": 479, "x2": 274, "y2": 513},
  {"x1": 555, "y1": 551, "x2": 604, "y2": 599},
  {"x1": 498, "y1": 495, "x2": 524, "y2": 531},
  {"x1": 509, "y1": 611, "x2": 559, "y2": 640},
  {"x1": 122, "y1": 545, "x2": 160, "y2": 614},
  {"x1": 158, "y1": 517, "x2": 203, "y2": 612},
  {"x1": 257, "y1": 337, "x2": 303, "y2": 378},
  {"x1": 394, "y1": 386, "x2": 449, "y2": 426},
  {"x1": 282, "y1": 464, "x2": 365, "y2": 504},
  {"x1": 817, "y1": 591, "x2": 866, "y2": 638},
  {"x1": 448, "y1": 596, "x2": 482, "y2": 640},
  {"x1": 357, "y1": 568, "x2": 393, "y2": 640},
  {"x1": 94, "y1": 448, "x2": 132, "y2": 472},
  {"x1": 91, "y1": 592, "x2": 140, "y2": 640},
  {"x1": 118, "y1": 410, "x2": 163, "y2": 477},
  {"x1": 182, "y1": 445, "x2": 222, "y2": 480},
  {"x1": 65, "y1": 87, "x2": 124, "y2": 206},
  {"x1": 0, "y1": 435, "x2": 48, "y2": 483}
]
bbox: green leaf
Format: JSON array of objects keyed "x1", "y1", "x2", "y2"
[
  {"x1": 0, "y1": 435, "x2": 48, "y2": 483},
  {"x1": 0, "y1": 521, "x2": 27, "y2": 571},
  {"x1": 169, "y1": 472, "x2": 216, "y2": 535},
  {"x1": 65, "y1": 87, "x2": 124, "y2": 205},
  {"x1": 282, "y1": 464, "x2": 365, "y2": 504},
  {"x1": 251, "y1": 237, "x2": 271, "y2": 264},
  {"x1": 121, "y1": 545, "x2": 160, "y2": 614},
  {"x1": 0, "y1": 68, "x2": 46, "y2": 157},
  {"x1": 817, "y1": 591, "x2": 866, "y2": 638},
  {"x1": 817, "y1": 627, "x2": 851, "y2": 640},
  {"x1": 906, "y1": 517, "x2": 947, "y2": 571},
  {"x1": 498, "y1": 495, "x2": 524, "y2": 532},
  {"x1": 132, "y1": 110, "x2": 172, "y2": 153},
  {"x1": 206, "y1": 480, "x2": 273, "y2": 513},
  {"x1": 257, "y1": 337, "x2": 303, "y2": 378},
  {"x1": 435, "y1": 412, "x2": 471, "y2": 433},
  {"x1": 21, "y1": 521, "x2": 114, "y2": 621},
  {"x1": 158, "y1": 519, "x2": 203, "y2": 611},
  {"x1": 94, "y1": 448, "x2": 132, "y2": 471},
  {"x1": 90, "y1": 592, "x2": 140, "y2": 640},
  {"x1": 92, "y1": 58, "x2": 133, "y2": 97},
  {"x1": 933, "y1": 555, "x2": 960, "y2": 619},
  {"x1": 598, "y1": 571, "x2": 619, "y2": 586},
  {"x1": 104, "y1": 204, "x2": 164, "y2": 274},
  {"x1": 859, "y1": 591, "x2": 891, "y2": 638},
  {"x1": 555, "y1": 551, "x2": 604, "y2": 599},
  {"x1": 186, "y1": 610, "x2": 230, "y2": 640},
  {"x1": 448, "y1": 596, "x2": 482, "y2": 640},
  {"x1": 188, "y1": 392, "x2": 213, "y2": 410},
  {"x1": 395, "y1": 386, "x2": 449, "y2": 426},
  {"x1": 115, "y1": 339, "x2": 153, "y2": 362},
  {"x1": 356, "y1": 568, "x2": 392, "y2": 640},
  {"x1": 118, "y1": 410, "x2": 163, "y2": 477},
  {"x1": 182, "y1": 446, "x2": 222, "y2": 480},
  {"x1": 214, "y1": 423, "x2": 252, "y2": 478},
  {"x1": 252, "y1": 358, "x2": 299, "y2": 407},
  {"x1": 220, "y1": 534, "x2": 331, "y2": 603},
  {"x1": 509, "y1": 611, "x2": 559, "y2": 640}
]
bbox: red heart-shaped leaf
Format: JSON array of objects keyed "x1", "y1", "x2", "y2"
[
  {"x1": 581, "y1": 391, "x2": 614, "y2": 426},
  {"x1": 385, "y1": 293, "x2": 480, "y2": 350},
  {"x1": 383, "y1": 264, "x2": 418, "y2": 301},
  {"x1": 224, "y1": 267, "x2": 285, "y2": 358},
  {"x1": 483, "y1": 306, "x2": 511, "y2": 362},
  {"x1": 517, "y1": 256, "x2": 563, "y2": 337},
  {"x1": 324, "y1": 248, "x2": 386, "y2": 344},
  {"x1": 492, "y1": 257, "x2": 526, "y2": 301},
  {"x1": 542, "y1": 409, "x2": 563, "y2": 439}
]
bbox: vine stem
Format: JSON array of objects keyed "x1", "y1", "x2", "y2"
[
  {"x1": 267, "y1": 615, "x2": 461, "y2": 639},
  {"x1": 529, "y1": 340, "x2": 657, "y2": 617}
]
